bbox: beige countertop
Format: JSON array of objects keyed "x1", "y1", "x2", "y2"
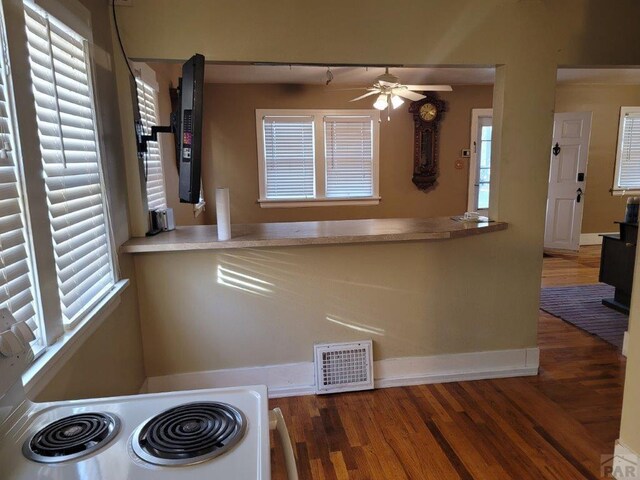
[{"x1": 120, "y1": 217, "x2": 508, "y2": 253}]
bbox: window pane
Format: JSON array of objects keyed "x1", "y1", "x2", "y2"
[
  {"x1": 263, "y1": 117, "x2": 315, "y2": 199},
  {"x1": 481, "y1": 125, "x2": 492, "y2": 141},
  {"x1": 25, "y1": 5, "x2": 114, "y2": 325},
  {"x1": 478, "y1": 183, "x2": 490, "y2": 210},
  {"x1": 0, "y1": 29, "x2": 42, "y2": 349},
  {"x1": 476, "y1": 121, "x2": 492, "y2": 211},
  {"x1": 325, "y1": 116, "x2": 373, "y2": 198},
  {"x1": 618, "y1": 114, "x2": 640, "y2": 189},
  {"x1": 136, "y1": 78, "x2": 167, "y2": 210}
]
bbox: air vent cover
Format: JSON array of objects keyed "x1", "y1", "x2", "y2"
[{"x1": 314, "y1": 340, "x2": 373, "y2": 394}]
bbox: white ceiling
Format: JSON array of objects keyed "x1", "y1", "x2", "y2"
[{"x1": 198, "y1": 64, "x2": 640, "y2": 86}]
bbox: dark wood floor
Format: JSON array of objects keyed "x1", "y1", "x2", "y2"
[{"x1": 270, "y1": 246, "x2": 626, "y2": 479}]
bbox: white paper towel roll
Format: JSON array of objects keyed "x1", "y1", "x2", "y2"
[{"x1": 215, "y1": 187, "x2": 231, "y2": 241}]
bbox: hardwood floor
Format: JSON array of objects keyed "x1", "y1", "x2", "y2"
[
  {"x1": 541, "y1": 245, "x2": 601, "y2": 287},
  {"x1": 270, "y1": 245, "x2": 626, "y2": 479}
]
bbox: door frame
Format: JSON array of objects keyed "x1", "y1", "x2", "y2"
[{"x1": 468, "y1": 108, "x2": 493, "y2": 213}]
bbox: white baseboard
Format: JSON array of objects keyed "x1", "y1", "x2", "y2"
[
  {"x1": 623, "y1": 331, "x2": 630, "y2": 357},
  {"x1": 145, "y1": 347, "x2": 540, "y2": 398},
  {"x1": 612, "y1": 440, "x2": 640, "y2": 479},
  {"x1": 580, "y1": 232, "x2": 616, "y2": 246}
]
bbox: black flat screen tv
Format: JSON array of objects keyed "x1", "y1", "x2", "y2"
[
  {"x1": 176, "y1": 54, "x2": 205, "y2": 203},
  {"x1": 135, "y1": 53, "x2": 205, "y2": 205}
]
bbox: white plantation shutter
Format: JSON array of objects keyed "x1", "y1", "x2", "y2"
[
  {"x1": 263, "y1": 116, "x2": 315, "y2": 199},
  {"x1": 324, "y1": 116, "x2": 374, "y2": 198},
  {"x1": 24, "y1": 4, "x2": 114, "y2": 324},
  {"x1": 0, "y1": 45, "x2": 41, "y2": 343},
  {"x1": 617, "y1": 112, "x2": 640, "y2": 189},
  {"x1": 136, "y1": 77, "x2": 166, "y2": 210}
]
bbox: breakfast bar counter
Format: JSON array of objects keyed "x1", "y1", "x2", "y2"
[{"x1": 120, "y1": 217, "x2": 507, "y2": 253}]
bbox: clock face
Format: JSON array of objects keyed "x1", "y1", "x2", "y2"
[{"x1": 419, "y1": 103, "x2": 437, "y2": 122}]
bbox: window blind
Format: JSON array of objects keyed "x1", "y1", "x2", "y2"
[
  {"x1": 136, "y1": 77, "x2": 167, "y2": 210},
  {"x1": 618, "y1": 112, "x2": 640, "y2": 189},
  {"x1": 0, "y1": 40, "x2": 40, "y2": 341},
  {"x1": 24, "y1": 4, "x2": 114, "y2": 324},
  {"x1": 263, "y1": 116, "x2": 315, "y2": 199},
  {"x1": 324, "y1": 116, "x2": 373, "y2": 198}
]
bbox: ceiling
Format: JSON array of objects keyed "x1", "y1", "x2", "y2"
[
  {"x1": 196, "y1": 64, "x2": 640, "y2": 86},
  {"x1": 203, "y1": 65, "x2": 495, "y2": 86}
]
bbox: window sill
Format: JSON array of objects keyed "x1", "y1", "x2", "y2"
[
  {"x1": 611, "y1": 189, "x2": 640, "y2": 196},
  {"x1": 22, "y1": 279, "x2": 130, "y2": 398},
  {"x1": 258, "y1": 197, "x2": 381, "y2": 208}
]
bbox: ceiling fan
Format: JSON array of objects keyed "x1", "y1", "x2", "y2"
[{"x1": 349, "y1": 68, "x2": 452, "y2": 112}]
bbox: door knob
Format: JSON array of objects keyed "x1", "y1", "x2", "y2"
[
  {"x1": 576, "y1": 187, "x2": 583, "y2": 203},
  {"x1": 553, "y1": 143, "x2": 561, "y2": 156}
]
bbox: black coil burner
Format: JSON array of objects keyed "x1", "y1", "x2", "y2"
[
  {"x1": 23, "y1": 412, "x2": 120, "y2": 463},
  {"x1": 131, "y1": 402, "x2": 246, "y2": 466}
]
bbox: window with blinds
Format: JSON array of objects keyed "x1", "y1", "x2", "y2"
[
  {"x1": 263, "y1": 116, "x2": 315, "y2": 199},
  {"x1": 24, "y1": 4, "x2": 114, "y2": 325},
  {"x1": 325, "y1": 116, "x2": 373, "y2": 198},
  {"x1": 136, "y1": 77, "x2": 167, "y2": 210},
  {"x1": 0, "y1": 35, "x2": 41, "y2": 345},
  {"x1": 257, "y1": 110, "x2": 379, "y2": 205},
  {"x1": 615, "y1": 109, "x2": 640, "y2": 191}
]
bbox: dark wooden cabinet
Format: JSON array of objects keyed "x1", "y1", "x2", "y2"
[{"x1": 599, "y1": 222, "x2": 638, "y2": 313}]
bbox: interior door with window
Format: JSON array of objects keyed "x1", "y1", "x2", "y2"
[
  {"x1": 544, "y1": 112, "x2": 592, "y2": 251},
  {"x1": 468, "y1": 109, "x2": 493, "y2": 213}
]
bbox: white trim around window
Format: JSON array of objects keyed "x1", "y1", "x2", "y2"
[
  {"x1": 256, "y1": 109, "x2": 380, "y2": 207},
  {"x1": 468, "y1": 108, "x2": 493, "y2": 213},
  {"x1": 612, "y1": 106, "x2": 640, "y2": 196}
]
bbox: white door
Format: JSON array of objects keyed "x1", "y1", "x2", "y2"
[
  {"x1": 544, "y1": 112, "x2": 592, "y2": 251},
  {"x1": 468, "y1": 109, "x2": 493, "y2": 213}
]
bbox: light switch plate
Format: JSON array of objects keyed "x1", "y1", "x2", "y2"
[{"x1": 461, "y1": 148, "x2": 471, "y2": 158}]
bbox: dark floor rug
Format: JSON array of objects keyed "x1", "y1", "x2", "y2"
[{"x1": 539, "y1": 284, "x2": 628, "y2": 349}]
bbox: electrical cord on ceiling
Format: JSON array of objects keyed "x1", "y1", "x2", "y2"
[{"x1": 112, "y1": 1, "x2": 135, "y2": 80}]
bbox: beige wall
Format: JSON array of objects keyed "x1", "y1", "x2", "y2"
[
  {"x1": 555, "y1": 85, "x2": 640, "y2": 234},
  {"x1": 32, "y1": 0, "x2": 146, "y2": 401},
  {"x1": 198, "y1": 84, "x2": 492, "y2": 224},
  {"x1": 110, "y1": 3, "x2": 623, "y2": 370},
  {"x1": 149, "y1": 77, "x2": 639, "y2": 233},
  {"x1": 114, "y1": 0, "x2": 640, "y2": 453},
  {"x1": 135, "y1": 233, "x2": 520, "y2": 375}
]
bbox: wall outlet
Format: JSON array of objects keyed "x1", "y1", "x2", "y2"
[{"x1": 461, "y1": 148, "x2": 471, "y2": 158}]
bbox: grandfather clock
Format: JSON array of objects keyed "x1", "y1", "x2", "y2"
[{"x1": 408, "y1": 94, "x2": 447, "y2": 190}]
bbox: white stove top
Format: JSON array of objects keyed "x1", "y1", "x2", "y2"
[{"x1": 0, "y1": 385, "x2": 270, "y2": 480}]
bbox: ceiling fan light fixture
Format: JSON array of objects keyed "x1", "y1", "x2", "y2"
[
  {"x1": 373, "y1": 94, "x2": 388, "y2": 111},
  {"x1": 391, "y1": 95, "x2": 404, "y2": 109}
]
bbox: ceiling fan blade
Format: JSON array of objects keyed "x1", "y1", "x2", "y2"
[
  {"x1": 327, "y1": 87, "x2": 372, "y2": 92},
  {"x1": 392, "y1": 89, "x2": 425, "y2": 101},
  {"x1": 403, "y1": 84, "x2": 453, "y2": 92},
  {"x1": 350, "y1": 90, "x2": 380, "y2": 102}
]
